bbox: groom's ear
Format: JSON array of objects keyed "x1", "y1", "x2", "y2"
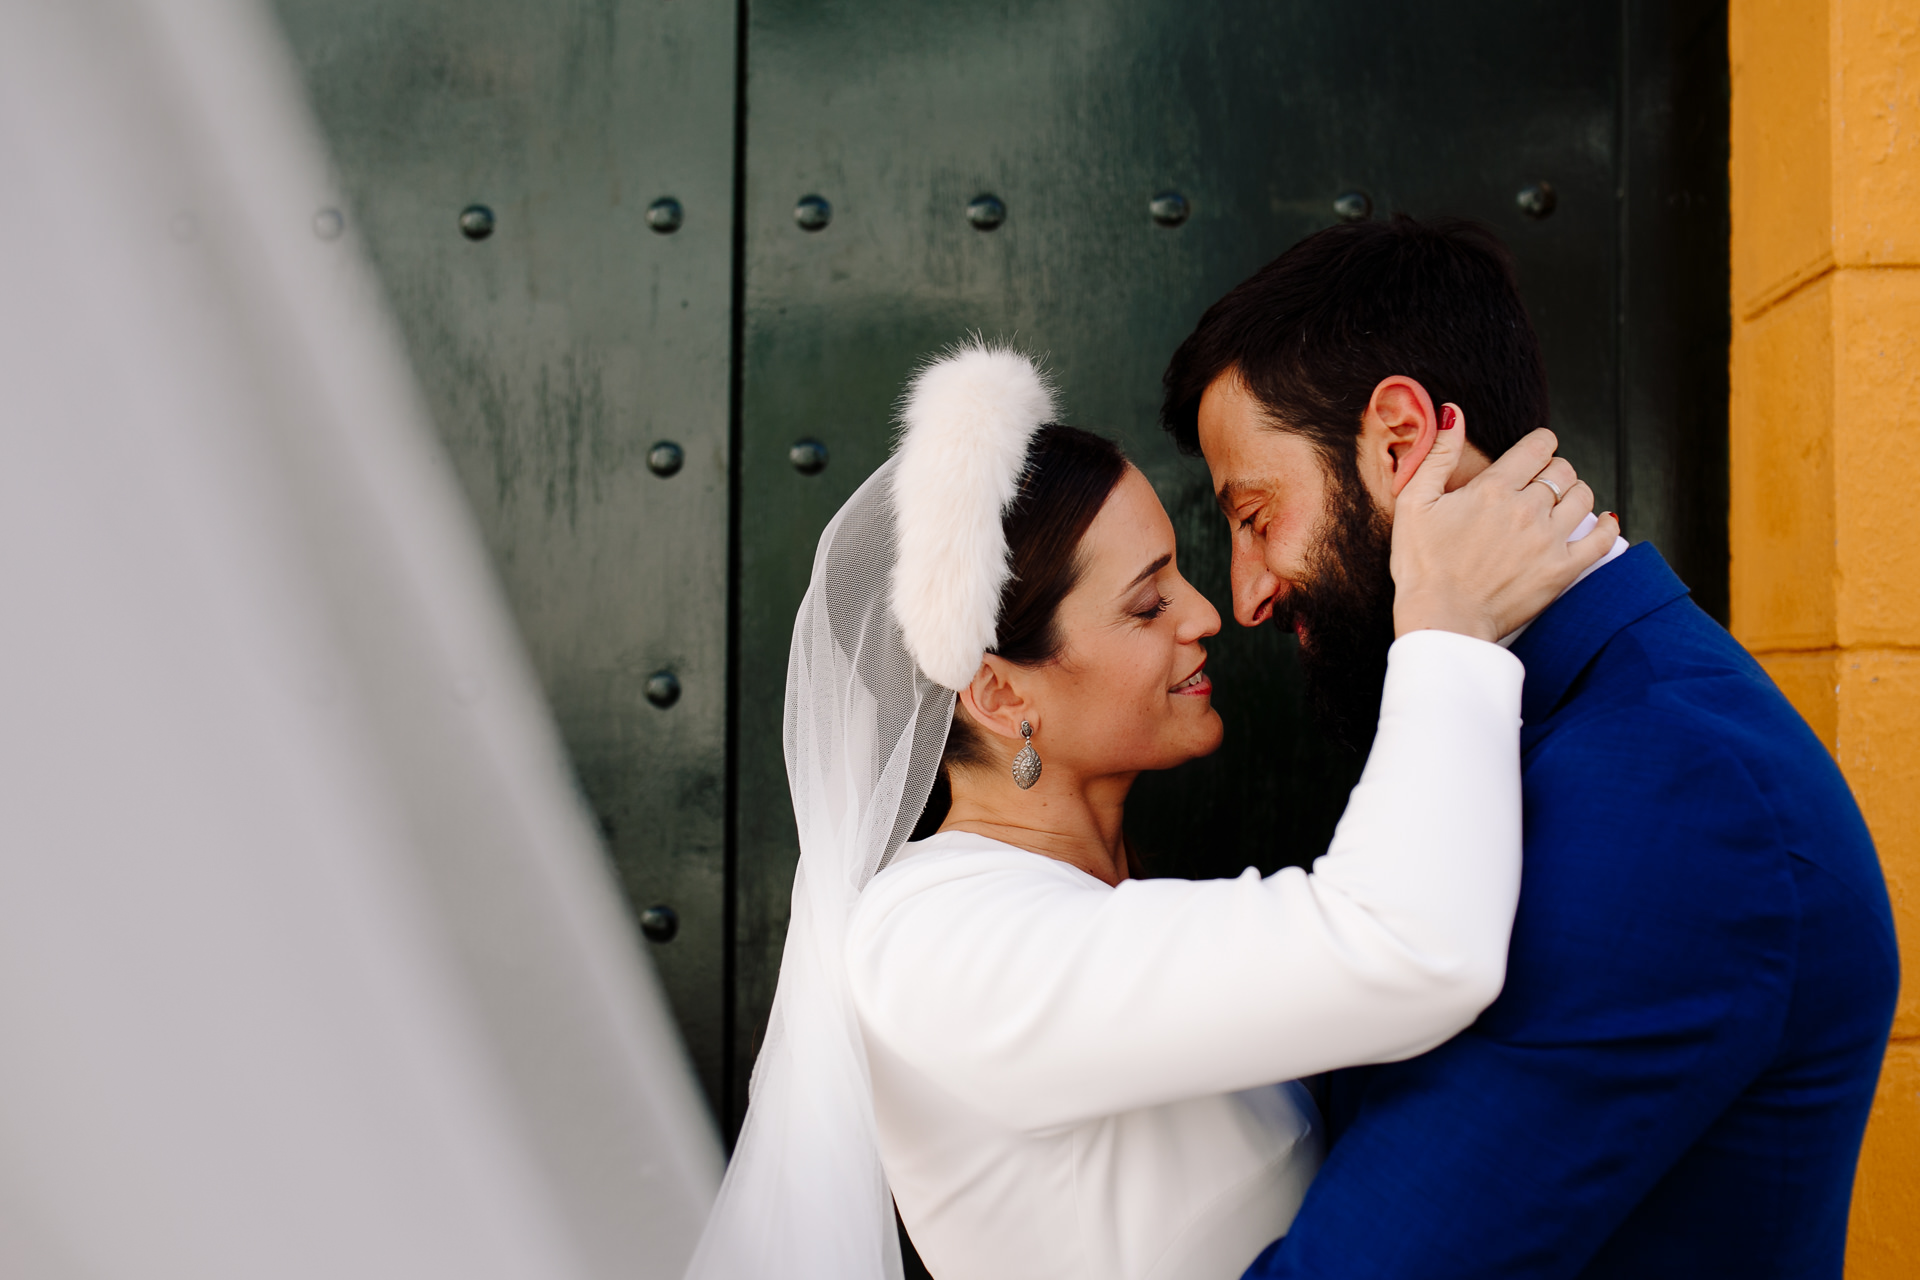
[
  {"x1": 961, "y1": 655, "x2": 1033, "y2": 742},
  {"x1": 1364, "y1": 376, "x2": 1441, "y2": 499}
]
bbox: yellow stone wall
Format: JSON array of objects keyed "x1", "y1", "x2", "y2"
[{"x1": 1730, "y1": 1, "x2": 1920, "y2": 1272}]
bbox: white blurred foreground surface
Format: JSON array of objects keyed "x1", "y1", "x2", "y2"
[{"x1": 0, "y1": 2, "x2": 722, "y2": 1276}]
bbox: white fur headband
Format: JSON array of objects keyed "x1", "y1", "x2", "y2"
[{"x1": 889, "y1": 340, "x2": 1058, "y2": 690}]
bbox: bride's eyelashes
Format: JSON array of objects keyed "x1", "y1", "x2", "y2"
[{"x1": 1131, "y1": 594, "x2": 1173, "y2": 622}]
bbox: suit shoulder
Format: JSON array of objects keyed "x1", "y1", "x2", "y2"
[
  {"x1": 1528, "y1": 632, "x2": 1879, "y2": 894},
  {"x1": 1553, "y1": 602, "x2": 1835, "y2": 777},
  {"x1": 1592, "y1": 596, "x2": 1772, "y2": 690},
  {"x1": 1524, "y1": 701, "x2": 1771, "y2": 815}
]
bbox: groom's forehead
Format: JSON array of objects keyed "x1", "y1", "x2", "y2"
[
  {"x1": 1200, "y1": 386, "x2": 1315, "y2": 463},
  {"x1": 1211, "y1": 439, "x2": 1327, "y2": 504}
]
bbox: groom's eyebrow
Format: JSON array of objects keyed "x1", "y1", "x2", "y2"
[
  {"x1": 1214, "y1": 481, "x2": 1249, "y2": 517},
  {"x1": 1124, "y1": 554, "x2": 1173, "y2": 590}
]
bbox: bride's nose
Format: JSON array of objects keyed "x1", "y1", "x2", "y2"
[{"x1": 1178, "y1": 585, "x2": 1221, "y2": 642}]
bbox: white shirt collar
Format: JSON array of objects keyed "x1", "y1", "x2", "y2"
[{"x1": 1497, "y1": 512, "x2": 1631, "y2": 649}]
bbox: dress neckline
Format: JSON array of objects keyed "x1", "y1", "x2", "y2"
[{"x1": 895, "y1": 829, "x2": 1115, "y2": 887}]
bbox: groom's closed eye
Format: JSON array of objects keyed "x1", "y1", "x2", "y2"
[
  {"x1": 1213, "y1": 481, "x2": 1248, "y2": 521},
  {"x1": 1215, "y1": 482, "x2": 1268, "y2": 532}
]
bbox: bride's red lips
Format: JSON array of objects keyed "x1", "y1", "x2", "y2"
[{"x1": 1170, "y1": 658, "x2": 1210, "y2": 695}]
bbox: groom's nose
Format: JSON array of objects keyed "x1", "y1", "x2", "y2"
[{"x1": 1230, "y1": 544, "x2": 1280, "y2": 628}]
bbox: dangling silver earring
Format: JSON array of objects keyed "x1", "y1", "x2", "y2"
[{"x1": 1011, "y1": 720, "x2": 1042, "y2": 790}]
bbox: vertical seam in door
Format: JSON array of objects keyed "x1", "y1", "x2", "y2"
[
  {"x1": 721, "y1": 0, "x2": 751, "y2": 1146},
  {"x1": 1614, "y1": 0, "x2": 1633, "y2": 527}
]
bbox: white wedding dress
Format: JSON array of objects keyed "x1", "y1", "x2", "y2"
[{"x1": 847, "y1": 629, "x2": 1524, "y2": 1280}]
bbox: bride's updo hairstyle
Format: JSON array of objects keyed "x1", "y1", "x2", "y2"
[{"x1": 926, "y1": 423, "x2": 1128, "y2": 789}]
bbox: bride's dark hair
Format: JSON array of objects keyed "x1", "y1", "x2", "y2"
[{"x1": 910, "y1": 424, "x2": 1128, "y2": 836}]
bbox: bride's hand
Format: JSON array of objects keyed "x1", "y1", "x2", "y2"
[{"x1": 1390, "y1": 406, "x2": 1620, "y2": 643}]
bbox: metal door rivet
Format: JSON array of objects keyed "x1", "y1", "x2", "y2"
[
  {"x1": 966, "y1": 194, "x2": 1007, "y2": 231},
  {"x1": 312, "y1": 207, "x2": 345, "y2": 240},
  {"x1": 648, "y1": 441, "x2": 685, "y2": 476},
  {"x1": 647, "y1": 197, "x2": 685, "y2": 233},
  {"x1": 459, "y1": 204, "x2": 495, "y2": 240},
  {"x1": 645, "y1": 670, "x2": 682, "y2": 708},
  {"x1": 1149, "y1": 191, "x2": 1191, "y2": 227},
  {"x1": 1333, "y1": 191, "x2": 1372, "y2": 222},
  {"x1": 789, "y1": 438, "x2": 829, "y2": 475},
  {"x1": 1517, "y1": 181, "x2": 1557, "y2": 219},
  {"x1": 639, "y1": 905, "x2": 679, "y2": 943},
  {"x1": 794, "y1": 194, "x2": 832, "y2": 231}
]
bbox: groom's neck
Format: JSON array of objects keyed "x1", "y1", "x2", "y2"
[{"x1": 1442, "y1": 441, "x2": 1493, "y2": 492}]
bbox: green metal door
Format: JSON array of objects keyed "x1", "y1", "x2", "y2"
[
  {"x1": 730, "y1": 0, "x2": 1728, "y2": 1127},
  {"x1": 271, "y1": 0, "x2": 740, "y2": 1113},
  {"x1": 276, "y1": 0, "x2": 1727, "y2": 1135}
]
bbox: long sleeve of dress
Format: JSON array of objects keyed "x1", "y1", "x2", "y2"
[{"x1": 845, "y1": 629, "x2": 1524, "y2": 1133}]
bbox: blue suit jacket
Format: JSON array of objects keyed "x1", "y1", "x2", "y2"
[{"x1": 1247, "y1": 544, "x2": 1899, "y2": 1279}]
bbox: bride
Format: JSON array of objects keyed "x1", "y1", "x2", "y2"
[{"x1": 684, "y1": 342, "x2": 1616, "y2": 1280}]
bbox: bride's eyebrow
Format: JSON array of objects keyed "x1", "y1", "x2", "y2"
[{"x1": 1121, "y1": 554, "x2": 1173, "y2": 593}]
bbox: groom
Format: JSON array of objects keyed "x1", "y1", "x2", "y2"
[{"x1": 1162, "y1": 217, "x2": 1899, "y2": 1278}]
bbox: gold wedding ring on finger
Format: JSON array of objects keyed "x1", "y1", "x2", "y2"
[{"x1": 1529, "y1": 475, "x2": 1565, "y2": 502}]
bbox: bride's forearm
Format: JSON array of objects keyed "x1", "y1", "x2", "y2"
[{"x1": 848, "y1": 632, "x2": 1524, "y2": 1132}]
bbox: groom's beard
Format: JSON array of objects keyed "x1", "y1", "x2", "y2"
[{"x1": 1271, "y1": 461, "x2": 1396, "y2": 753}]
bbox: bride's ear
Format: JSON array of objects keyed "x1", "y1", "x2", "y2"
[{"x1": 960, "y1": 655, "x2": 1034, "y2": 742}]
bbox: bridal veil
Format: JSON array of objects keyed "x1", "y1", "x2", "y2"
[
  {"x1": 685, "y1": 343, "x2": 1055, "y2": 1278},
  {"x1": 683, "y1": 456, "x2": 953, "y2": 1279}
]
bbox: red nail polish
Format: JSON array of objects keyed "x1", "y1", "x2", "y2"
[{"x1": 1439, "y1": 406, "x2": 1458, "y2": 431}]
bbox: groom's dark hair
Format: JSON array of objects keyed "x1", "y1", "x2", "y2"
[{"x1": 1160, "y1": 216, "x2": 1549, "y2": 465}]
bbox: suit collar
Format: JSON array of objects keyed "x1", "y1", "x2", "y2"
[{"x1": 1507, "y1": 542, "x2": 1691, "y2": 728}]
